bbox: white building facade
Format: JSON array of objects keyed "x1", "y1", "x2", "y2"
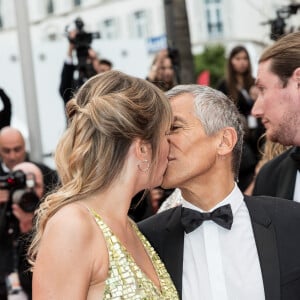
[{"x1": 0, "y1": 0, "x2": 299, "y2": 165}]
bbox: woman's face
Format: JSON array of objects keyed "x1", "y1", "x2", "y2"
[
  {"x1": 160, "y1": 57, "x2": 174, "y2": 83},
  {"x1": 231, "y1": 50, "x2": 249, "y2": 74}
]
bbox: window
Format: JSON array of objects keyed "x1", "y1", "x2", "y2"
[
  {"x1": 102, "y1": 18, "x2": 118, "y2": 39},
  {"x1": 74, "y1": 0, "x2": 81, "y2": 7},
  {"x1": 0, "y1": 3, "x2": 2, "y2": 28},
  {"x1": 47, "y1": 0, "x2": 54, "y2": 14},
  {"x1": 132, "y1": 10, "x2": 148, "y2": 38},
  {"x1": 204, "y1": 0, "x2": 223, "y2": 38}
]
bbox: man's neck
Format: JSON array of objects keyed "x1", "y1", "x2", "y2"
[{"x1": 180, "y1": 180, "x2": 236, "y2": 211}]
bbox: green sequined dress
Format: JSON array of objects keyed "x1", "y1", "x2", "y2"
[{"x1": 90, "y1": 209, "x2": 179, "y2": 300}]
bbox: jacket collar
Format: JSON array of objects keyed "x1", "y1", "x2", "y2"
[{"x1": 244, "y1": 196, "x2": 280, "y2": 300}]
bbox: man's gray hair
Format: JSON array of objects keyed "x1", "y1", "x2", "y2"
[{"x1": 166, "y1": 84, "x2": 244, "y2": 180}]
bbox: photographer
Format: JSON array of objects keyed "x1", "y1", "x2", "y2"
[
  {"x1": 59, "y1": 18, "x2": 112, "y2": 106},
  {"x1": 0, "y1": 162, "x2": 45, "y2": 300},
  {"x1": 0, "y1": 88, "x2": 11, "y2": 130},
  {"x1": 146, "y1": 48, "x2": 178, "y2": 92},
  {"x1": 0, "y1": 127, "x2": 58, "y2": 195}
]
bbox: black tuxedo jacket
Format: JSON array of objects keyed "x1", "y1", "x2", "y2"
[
  {"x1": 138, "y1": 196, "x2": 300, "y2": 300},
  {"x1": 253, "y1": 147, "x2": 298, "y2": 199}
]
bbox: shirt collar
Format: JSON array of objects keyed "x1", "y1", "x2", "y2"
[
  {"x1": 181, "y1": 182, "x2": 243, "y2": 217},
  {"x1": 1, "y1": 162, "x2": 11, "y2": 173}
]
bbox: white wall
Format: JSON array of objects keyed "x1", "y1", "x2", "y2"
[{"x1": 0, "y1": 0, "x2": 298, "y2": 167}]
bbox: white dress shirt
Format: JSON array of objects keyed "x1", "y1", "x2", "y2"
[
  {"x1": 1, "y1": 162, "x2": 10, "y2": 173},
  {"x1": 182, "y1": 183, "x2": 265, "y2": 300},
  {"x1": 294, "y1": 171, "x2": 300, "y2": 202}
]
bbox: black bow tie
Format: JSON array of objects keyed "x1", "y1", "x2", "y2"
[{"x1": 181, "y1": 204, "x2": 233, "y2": 233}]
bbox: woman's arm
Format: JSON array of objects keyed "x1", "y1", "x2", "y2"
[{"x1": 32, "y1": 204, "x2": 106, "y2": 299}]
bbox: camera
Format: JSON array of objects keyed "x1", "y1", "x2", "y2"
[
  {"x1": 0, "y1": 170, "x2": 39, "y2": 213},
  {"x1": 261, "y1": 4, "x2": 300, "y2": 40},
  {"x1": 66, "y1": 17, "x2": 101, "y2": 80},
  {"x1": 167, "y1": 47, "x2": 180, "y2": 68}
]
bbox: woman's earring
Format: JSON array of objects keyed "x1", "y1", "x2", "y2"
[{"x1": 138, "y1": 160, "x2": 150, "y2": 172}]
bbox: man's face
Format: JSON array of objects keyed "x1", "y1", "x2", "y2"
[
  {"x1": 162, "y1": 93, "x2": 219, "y2": 189},
  {"x1": 0, "y1": 133, "x2": 26, "y2": 170},
  {"x1": 98, "y1": 63, "x2": 111, "y2": 73},
  {"x1": 252, "y1": 60, "x2": 300, "y2": 145}
]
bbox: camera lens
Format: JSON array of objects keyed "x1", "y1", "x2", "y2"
[{"x1": 12, "y1": 189, "x2": 39, "y2": 212}]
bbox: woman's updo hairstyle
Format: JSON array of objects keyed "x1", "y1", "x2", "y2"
[{"x1": 58, "y1": 70, "x2": 171, "y2": 200}]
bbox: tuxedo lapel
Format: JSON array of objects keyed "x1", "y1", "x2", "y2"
[
  {"x1": 162, "y1": 206, "x2": 185, "y2": 299},
  {"x1": 245, "y1": 196, "x2": 280, "y2": 300},
  {"x1": 276, "y1": 154, "x2": 297, "y2": 199}
]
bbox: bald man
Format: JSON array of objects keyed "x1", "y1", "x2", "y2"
[
  {"x1": 0, "y1": 126, "x2": 58, "y2": 202},
  {"x1": 0, "y1": 162, "x2": 44, "y2": 300},
  {"x1": 0, "y1": 127, "x2": 26, "y2": 172}
]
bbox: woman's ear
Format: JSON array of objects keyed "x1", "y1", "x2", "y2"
[
  {"x1": 134, "y1": 139, "x2": 151, "y2": 160},
  {"x1": 217, "y1": 127, "x2": 237, "y2": 156}
]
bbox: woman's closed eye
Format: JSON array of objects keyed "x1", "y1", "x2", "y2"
[{"x1": 169, "y1": 124, "x2": 182, "y2": 132}]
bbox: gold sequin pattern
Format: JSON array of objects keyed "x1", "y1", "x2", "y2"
[{"x1": 91, "y1": 210, "x2": 179, "y2": 299}]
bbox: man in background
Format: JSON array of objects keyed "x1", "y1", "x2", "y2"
[
  {"x1": 0, "y1": 88, "x2": 11, "y2": 130},
  {"x1": 0, "y1": 162, "x2": 45, "y2": 300},
  {"x1": 59, "y1": 28, "x2": 112, "y2": 106},
  {"x1": 0, "y1": 127, "x2": 58, "y2": 195},
  {"x1": 251, "y1": 31, "x2": 300, "y2": 200}
]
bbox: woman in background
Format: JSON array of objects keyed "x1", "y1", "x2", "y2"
[
  {"x1": 28, "y1": 70, "x2": 179, "y2": 299},
  {"x1": 146, "y1": 49, "x2": 177, "y2": 91},
  {"x1": 217, "y1": 45, "x2": 264, "y2": 191},
  {"x1": 217, "y1": 45, "x2": 255, "y2": 119}
]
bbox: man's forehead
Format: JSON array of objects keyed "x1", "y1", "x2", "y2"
[
  {"x1": 171, "y1": 94, "x2": 198, "y2": 120},
  {"x1": 256, "y1": 60, "x2": 283, "y2": 86},
  {"x1": 257, "y1": 60, "x2": 271, "y2": 76},
  {"x1": 0, "y1": 141, "x2": 24, "y2": 149},
  {"x1": 170, "y1": 93, "x2": 194, "y2": 108}
]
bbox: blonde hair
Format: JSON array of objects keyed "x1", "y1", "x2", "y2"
[
  {"x1": 28, "y1": 70, "x2": 172, "y2": 266},
  {"x1": 258, "y1": 134, "x2": 291, "y2": 168}
]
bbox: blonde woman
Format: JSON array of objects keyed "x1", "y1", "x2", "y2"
[{"x1": 29, "y1": 71, "x2": 179, "y2": 299}]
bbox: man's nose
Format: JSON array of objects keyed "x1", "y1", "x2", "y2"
[
  {"x1": 251, "y1": 96, "x2": 262, "y2": 117},
  {"x1": 8, "y1": 151, "x2": 17, "y2": 161}
]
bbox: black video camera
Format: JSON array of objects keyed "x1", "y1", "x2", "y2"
[
  {"x1": 167, "y1": 46, "x2": 181, "y2": 84},
  {"x1": 66, "y1": 17, "x2": 101, "y2": 80},
  {"x1": 0, "y1": 170, "x2": 39, "y2": 213},
  {"x1": 167, "y1": 47, "x2": 180, "y2": 68}
]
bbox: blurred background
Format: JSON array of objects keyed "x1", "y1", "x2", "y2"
[{"x1": 0, "y1": 0, "x2": 299, "y2": 168}]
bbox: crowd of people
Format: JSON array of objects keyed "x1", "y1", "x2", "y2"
[{"x1": 0, "y1": 29, "x2": 300, "y2": 299}]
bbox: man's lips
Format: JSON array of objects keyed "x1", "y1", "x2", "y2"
[
  {"x1": 261, "y1": 118, "x2": 269, "y2": 126},
  {"x1": 167, "y1": 156, "x2": 175, "y2": 162}
]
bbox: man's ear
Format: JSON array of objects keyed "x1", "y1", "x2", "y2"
[
  {"x1": 217, "y1": 127, "x2": 237, "y2": 156},
  {"x1": 134, "y1": 139, "x2": 151, "y2": 160},
  {"x1": 293, "y1": 67, "x2": 300, "y2": 88}
]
